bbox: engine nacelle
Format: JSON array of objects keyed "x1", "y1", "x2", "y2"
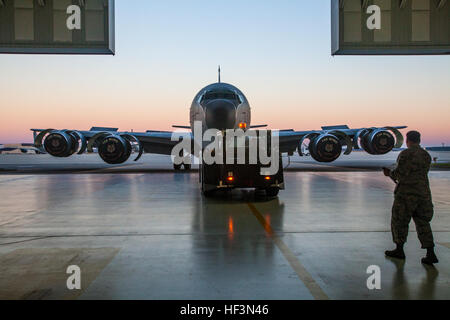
[
  {"x1": 299, "y1": 132, "x2": 351, "y2": 163},
  {"x1": 42, "y1": 130, "x2": 86, "y2": 158},
  {"x1": 309, "y1": 134, "x2": 342, "y2": 163},
  {"x1": 87, "y1": 132, "x2": 143, "y2": 165},
  {"x1": 358, "y1": 129, "x2": 395, "y2": 155},
  {"x1": 98, "y1": 135, "x2": 132, "y2": 165},
  {"x1": 35, "y1": 129, "x2": 87, "y2": 157}
]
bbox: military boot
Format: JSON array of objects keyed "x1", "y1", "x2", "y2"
[
  {"x1": 422, "y1": 248, "x2": 439, "y2": 265},
  {"x1": 385, "y1": 244, "x2": 406, "y2": 260}
]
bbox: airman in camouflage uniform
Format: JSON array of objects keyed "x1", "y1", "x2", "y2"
[{"x1": 383, "y1": 131, "x2": 438, "y2": 265}]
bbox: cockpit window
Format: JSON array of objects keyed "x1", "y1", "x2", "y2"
[{"x1": 200, "y1": 90, "x2": 242, "y2": 104}]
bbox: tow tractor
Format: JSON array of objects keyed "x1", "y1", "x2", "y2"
[{"x1": 199, "y1": 130, "x2": 284, "y2": 197}]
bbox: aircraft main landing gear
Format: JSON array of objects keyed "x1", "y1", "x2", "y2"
[
  {"x1": 265, "y1": 187, "x2": 280, "y2": 197},
  {"x1": 174, "y1": 163, "x2": 192, "y2": 171}
]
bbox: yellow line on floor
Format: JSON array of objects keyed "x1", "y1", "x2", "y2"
[
  {"x1": 439, "y1": 243, "x2": 450, "y2": 249},
  {"x1": 247, "y1": 203, "x2": 329, "y2": 300}
]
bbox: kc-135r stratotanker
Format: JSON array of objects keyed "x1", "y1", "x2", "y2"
[{"x1": 32, "y1": 69, "x2": 406, "y2": 196}]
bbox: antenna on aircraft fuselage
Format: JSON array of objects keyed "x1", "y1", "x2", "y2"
[{"x1": 218, "y1": 65, "x2": 221, "y2": 83}]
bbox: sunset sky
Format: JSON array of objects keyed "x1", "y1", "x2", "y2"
[{"x1": 1, "y1": 0, "x2": 449, "y2": 146}]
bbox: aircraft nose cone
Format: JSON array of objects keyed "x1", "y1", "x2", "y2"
[{"x1": 205, "y1": 99, "x2": 236, "y2": 130}]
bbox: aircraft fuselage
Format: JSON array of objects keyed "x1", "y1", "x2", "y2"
[{"x1": 190, "y1": 83, "x2": 251, "y2": 132}]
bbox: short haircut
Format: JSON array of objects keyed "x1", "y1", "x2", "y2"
[{"x1": 407, "y1": 131, "x2": 421, "y2": 144}]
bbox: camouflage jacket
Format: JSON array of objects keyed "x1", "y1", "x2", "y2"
[{"x1": 390, "y1": 145, "x2": 432, "y2": 198}]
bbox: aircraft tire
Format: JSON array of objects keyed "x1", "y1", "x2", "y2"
[
  {"x1": 266, "y1": 187, "x2": 280, "y2": 197},
  {"x1": 203, "y1": 190, "x2": 216, "y2": 197}
]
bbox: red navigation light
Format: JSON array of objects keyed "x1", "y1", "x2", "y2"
[
  {"x1": 227, "y1": 176, "x2": 235, "y2": 182},
  {"x1": 239, "y1": 123, "x2": 247, "y2": 130},
  {"x1": 265, "y1": 176, "x2": 271, "y2": 181}
]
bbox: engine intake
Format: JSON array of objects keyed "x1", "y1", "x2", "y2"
[
  {"x1": 38, "y1": 130, "x2": 86, "y2": 158},
  {"x1": 309, "y1": 134, "x2": 342, "y2": 163},
  {"x1": 44, "y1": 132, "x2": 75, "y2": 157},
  {"x1": 299, "y1": 133, "x2": 348, "y2": 163},
  {"x1": 98, "y1": 135, "x2": 132, "y2": 165},
  {"x1": 87, "y1": 132, "x2": 143, "y2": 165},
  {"x1": 357, "y1": 129, "x2": 396, "y2": 155}
]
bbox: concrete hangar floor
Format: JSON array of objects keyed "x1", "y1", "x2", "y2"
[{"x1": 0, "y1": 153, "x2": 449, "y2": 300}]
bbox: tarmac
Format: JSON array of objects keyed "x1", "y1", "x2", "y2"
[{"x1": 0, "y1": 153, "x2": 449, "y2": 300}]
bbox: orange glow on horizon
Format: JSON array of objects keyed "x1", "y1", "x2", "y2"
[{"x1": 0, "y1": 82, "x2": 449, "y2": 146}]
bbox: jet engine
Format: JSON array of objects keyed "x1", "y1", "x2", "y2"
[
  {"x1": 35, "y1": 130, "x2": 87, "y2": 158},
  {"x1": 298, "y1": 131, "x2": 352, "y2": 163},
  {"x1": 87, "y1": 133, "x2": 143, "y2": 165},
  {"x1": 309, "y1": 134, "x2": 342, "y2": 163},
  {"x1": 355, "y1": 128, "x2": 403, "y2": 155},
  {"x1": 98, "y1": 135, "x2": 132, "y2": 164}
]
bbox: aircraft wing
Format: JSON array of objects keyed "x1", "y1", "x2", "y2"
[
  {"x1": 32, "y1": 127, "x2": 193, "y2": 163},
  {"x1": 132, "y1": 131, "x2": 192, "y2": 155},
  {"x1": 277, "y1": 125, "x2": 407, "y2": 162},
  {"x1": 32, "y1": 124, "x2": 407, "y2": 165},
  {"x1": 0, "y1": 144, "x2": 41, "y2": 154}
]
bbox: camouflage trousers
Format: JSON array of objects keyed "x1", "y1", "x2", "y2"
[{"x1": 391, "y1": 194, "x2": 435, "y2": 249}]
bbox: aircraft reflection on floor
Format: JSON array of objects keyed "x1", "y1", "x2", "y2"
[
  {"x1": 0, "y1": 172, "x2": 449, "y2": 299},
  {"x1": 192, "y1": 189, "x2": 285, "y2": 259}
]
